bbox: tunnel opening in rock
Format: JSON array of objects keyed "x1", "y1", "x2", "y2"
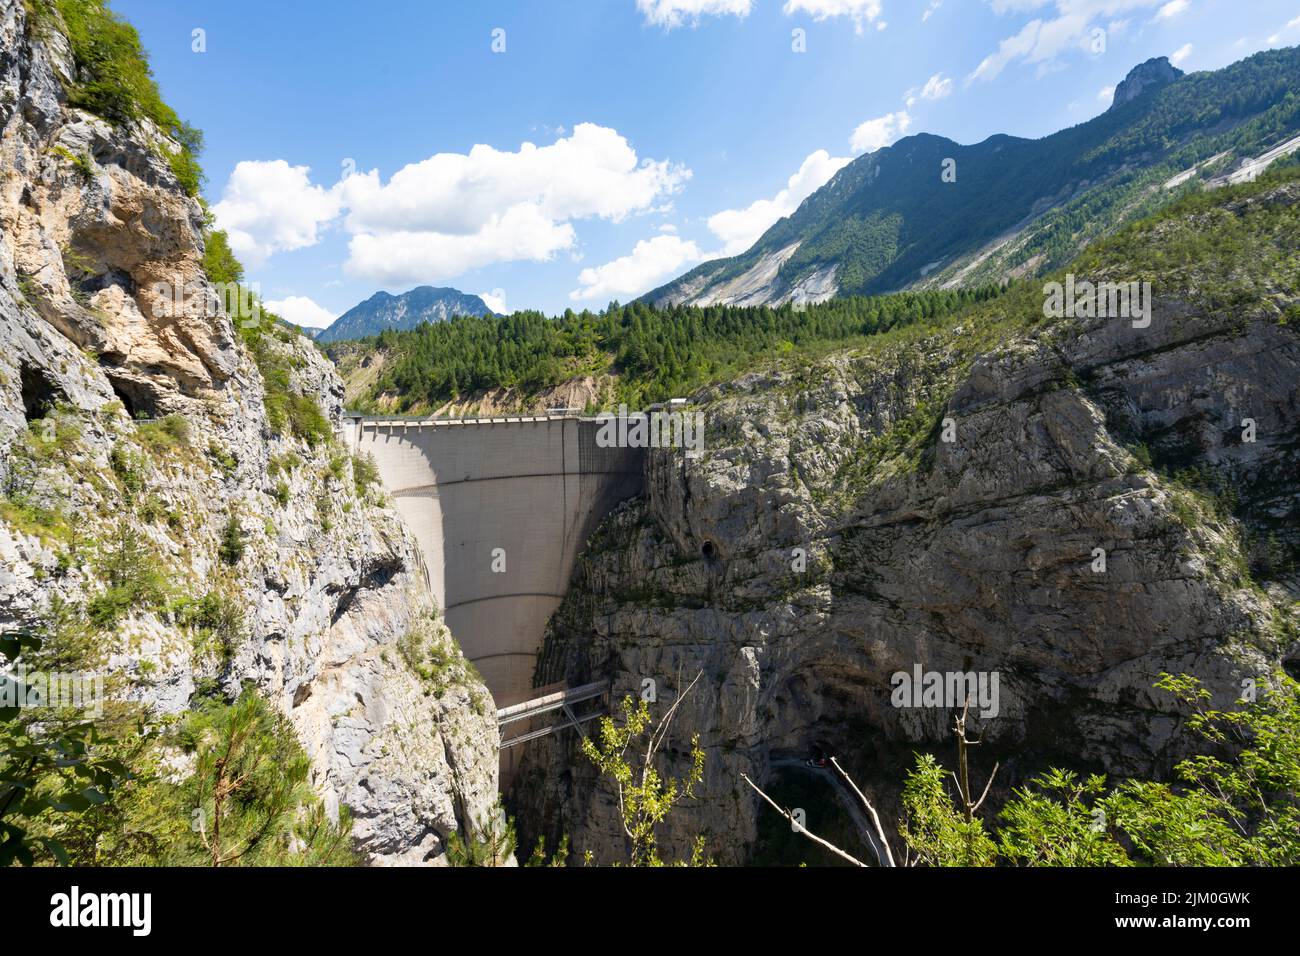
[
  {"x1": 701, "y1": 540, "x2": 717, "y2": 561},
  {"x1": 19, "y1": 362, "x2": 64, "y2": 422}
]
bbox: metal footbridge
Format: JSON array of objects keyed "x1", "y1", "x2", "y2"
[{"x1": 496, "y1": 680, "x2": 610, "y2": 750}]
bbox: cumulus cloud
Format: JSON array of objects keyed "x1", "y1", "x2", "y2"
[
  {"x1": 346, "y1": 205, "x2": 577, "y2": 286},
  {"x1": 636, "y1": 0, "x2": 752, "y2": 29},
  {"x1": 850, "y1": 110, "x2": 911, "y2": 153},
  {"x1": 906, "y1": 73, "x2": 954, "y2": 107},
  {"x1": 477, "y1": 288, "x2": 512, "y2": 315},
  {"x1": 1170, "y1": 42, "x2": 1193, "y2": 66},
  {"x1": 1098, "y1": 84, "x2": 1115, "y2": 102},
  {"x1": 707, "y1": 149, "x2": 851, "y2": 256},
  {"x1": 211, "y1": 161, "x2": 342, "y2": 268},
  {"x1": 571, "y1": 235, "x2": 703, "y2": 302},
  {"x1": 265, "y1": 295, "x2": 337, "y2": 330},
  {"x1": 783, "y1": 0, "x2": 884, "y2": 32},
  {"x1": 971, "y1": 1, "x2": 1168, "y2": 83},
  {"x1": 1153, "y1": 0, "x2": 1188, "y2": 21},
  {"x1": 214, "y1": 125, "x2": 689, "y2": 288}
]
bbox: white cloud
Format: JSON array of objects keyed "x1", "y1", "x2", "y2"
[
  {"x1": 571, "y1": 235, "x2": 703, "y2": 301},
  {"x1": 1153, "y1": 0, "x2": 1188, "y2": 21},
  {"x1": 636, "y1": 0, "x2": 752, "y2": 29},
  {"x1": 1268, "y1": 15, "x2": 1300, "y2": 45},
  {"x1": 211, "y1": 161, "x2": 342, "y2": 268},
  {"x1": 1170, "y1": 42, "x2": 1193, "y2": 66},
  {"x1": 338, "y1": 124, "x2": 688, "y2": 238},
  {"x1": 922, "y1": 1, "x2": 943, "y2": 22},
  {"x1": 214, "y1": 125, "x2": 690, "y2": 287},
  {"x1": 477, "y1": 288, "x2": 511, "y2": 315},
  {"x1": 1098, "y1": 84, "x2": 1115, "y2": 102},
  {"x1": 707, "y1": 149, "x2": 850, "y2": 255},
  {"x1": 783, "y1": 0, "x2": 884, "y2": 33},
  {"x1": 265, "y1": 295, "x2": 337, "y2": 330},
  {"x1": 850, "y1": 110, "x2": 911, "y2": 153},
  {"x1": 346, "y1": 204, "x2": 577, "y2": 286},
  {"x1": 971, "y1": 1, "x2": 1167, "y2": 83},
  {"x1": 906, "y1": 73, "x2": 954, "y2": 107}
]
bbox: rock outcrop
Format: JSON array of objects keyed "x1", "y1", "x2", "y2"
[
  {"x1": 514, "y1": 180, "x2": 1300, "y2": 864},
  {"x1": 1110, "y1": 57, "x2": 1184, "y2": 110},
  {"x1": 0, "y1": 0, "x2": 497, "y2": 864}
]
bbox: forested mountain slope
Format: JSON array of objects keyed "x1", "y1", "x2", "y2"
[{"x1": 647, "y1": 50, "x2": 1300, "y2": 308}]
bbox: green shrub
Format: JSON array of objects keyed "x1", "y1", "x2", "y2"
[
  {"x1": 207, "y1": 442, "x2": 237, "y2": 478},
  {"x1": 53, "y1": 0, "x2": 204, "y2": 195},
  {"x1": 109, "y1": 444, "x2": 145, "y2": 497},
  {"x1": 175, "y1": 589, "x2": 246, "y2": 663},
  {"x1": 135, "y1": 413, "x2": 190, "y2": 453},
  {"x1": 218, "y1": 515, "x2": 244, "y2": 566},
  {"x1": 86, "y1": 524, "x2": 168, "y2": 629},
  {"x1": 352, "y1": 453, "x2": 380, "y2": 498}
]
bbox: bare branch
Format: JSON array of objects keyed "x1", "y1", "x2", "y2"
[
  {"x1": 741, "y1": 772, "x2": 868, "y2": 868},
  {"x1": 829, "y1": 756, "x2": 897, "y2": 868}
]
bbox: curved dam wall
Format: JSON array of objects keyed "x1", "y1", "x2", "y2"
[{"x1": 345, "y1": 416, "x2": 644, "y2": 708}]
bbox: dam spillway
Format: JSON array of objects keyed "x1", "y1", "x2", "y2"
[{"x1": 343, "y1": 414, "x2": 644, "y2": 710}]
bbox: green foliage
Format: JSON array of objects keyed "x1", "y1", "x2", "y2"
[
  {"x1": 217, "y1": 514, "x2": 244, "y2": 566},
  {"x1": 201, "y1": 229, "x2": 243, "y2": 286},
  {"x1": 347, "y1": 286, "x2": 1002, "y2": 413},
  {"x1": 134, "y1": 413, "x2": 191, "y2": 454},
  {"x1": 525, "y1": 833, "x2": 571, "y2": 867},
  {"x1": 351, "y1": 452, "x2": 380, "y2": 498},
  {"x1": 207, "y1": 441, "x2": 238, "y2": 478},
  {"x1": 896, "y1": 673, "x2": 1300, "y2": 866},
  {"x1": 996, "y1": 769, "x2": 1133, "y2": 866},
  {"x1": 52, "y1": 0, "x2": 204, "y2": 194},
  {"x1": 175, "y1": 688, "x2": 356, "y2": 866},
  {"x1": 395, "y1": 617, "x2": 483, "y2": 702},
  {"x1": 174, "y1": 590, "x2": 246, "y2": 664},
  {"x1": 445, "y1": 800, "x2": 516, "y2": 867},
  {"x1": 899, "y1": 753, "x2": 998, "y2": 867},
  {"x1": 582, "y1": 692, "x2": 708, "y2": 866},
  {"x1": 85, "y1": 523, "x2": 168, "y2": 629},
  {"x1": 109, "y1": 443, "x2": 145, "y2": 498},
  {"x1": 0, "y1": 629, "x2": 132, "y2": 866},
  {"x1": 51, "y1": 144, "x2": 94, "y2": 180},
  {"x1": 245, "y1": 334, "x2": 332, "y2": 446}
]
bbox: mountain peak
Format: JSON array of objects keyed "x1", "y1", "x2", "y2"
[
  {"x1": 1110, "y1": 56, "x2": 1184, "y2": 110},
  {"x1": 317, "y1": 287, "x2": 495, "y2": 344}
]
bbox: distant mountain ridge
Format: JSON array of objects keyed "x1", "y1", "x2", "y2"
[
  {"x1": 317, "y1": 287, "x2": 496, "y2": 344},
  {"x1": 647, "y1": 48, "x2": 1300, "y2": 308}
]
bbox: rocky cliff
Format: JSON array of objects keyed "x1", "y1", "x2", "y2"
[
  {"x1": 514, "y1": 175, "x2": 1300, "y2": 864},
  {"x1": 1110, "y1": 57, "x2": 1183, "y2": 110},
  {"x1": 0, "y1": 0, "x2": 497, "y2": 864}
]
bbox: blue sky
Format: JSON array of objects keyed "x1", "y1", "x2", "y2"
[{"x1": 114, "y1": 0, "x2": 1300, "y2": 326}]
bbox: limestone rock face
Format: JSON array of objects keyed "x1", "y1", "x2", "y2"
[
  {"x1": 1110, "y1": 56, "x2": 1184, "y2": 110},
  {"x1": 0, "y1": 0, "x2": 497, "y2": 864},
  {"x1": 515, "y1": 185, "x2": 1299, "y2": 865}
]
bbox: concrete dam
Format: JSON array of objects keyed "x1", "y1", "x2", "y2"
[{"x1": 343, "y1": 414, "x2": 644, "y2": 711}]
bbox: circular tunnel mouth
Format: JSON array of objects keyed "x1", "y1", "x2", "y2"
[{"x1": 701, "y1": 540, "x2": 718, "y2": 561}]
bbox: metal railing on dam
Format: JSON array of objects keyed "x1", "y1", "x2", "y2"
[{"x1": 341, "y1": 413, "x2": 645, "y2": 719}]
